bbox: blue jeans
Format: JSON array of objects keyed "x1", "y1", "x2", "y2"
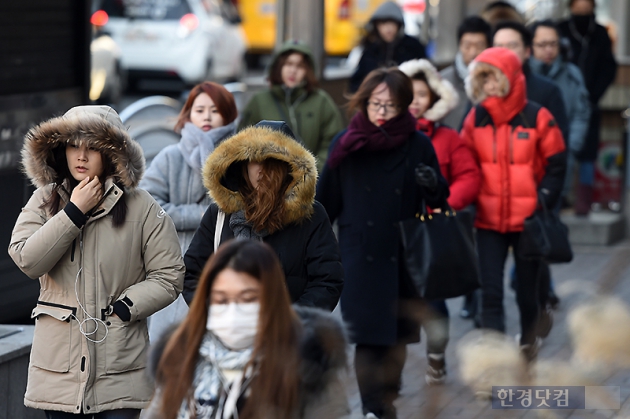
[{"x1": 579, "y1": 161, "x2": 595, "y2": 186}]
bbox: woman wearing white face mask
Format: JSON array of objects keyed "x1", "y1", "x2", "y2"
[{"x1": 147, "y1": 239, "x2": 350, "y2": 419}]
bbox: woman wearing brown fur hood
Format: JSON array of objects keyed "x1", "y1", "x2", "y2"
[
  {"x1": 183, "y1": 121, "x2": 344, "y2": 311},
  {"x1": 8, "y1": 105, "x2": 185, "y2": 418}
]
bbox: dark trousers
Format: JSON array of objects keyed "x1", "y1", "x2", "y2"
[
  {"x1": 45, "y1": 409, "x2": 140, "y2": 419},
  {"x1": 423, "y1": 300, "x2": 449, "y2": 355},
  {"x1": 477, "y1": 228, "x2": 541, "y2": 345},
  {"x1": 355, "y1": 343, "x2": 407, "y2": 419}
]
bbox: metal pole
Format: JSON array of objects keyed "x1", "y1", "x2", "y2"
[
  {"x1": 281, "y1": 0, "x2": 325, "y2": 79},
  {"x1": 432, "y1": 0, "x2": 466, "y2": 66},
  {"x1": 275, "y1": 0, "x2": 288, "y2": 51}
]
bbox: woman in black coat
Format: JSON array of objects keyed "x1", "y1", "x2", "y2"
[
  {"x1": 183, "y1": 121, "x2": 344, "y2": 312},
  {"x1": 316, "y1": 68, "x2": 448, "y2": 419},
  {"x1": 348, "y1": 1, "x2": 426, "y2": 93},
  {"x1": 558, "y1": 0, "x2": 617, "y2": 215}
]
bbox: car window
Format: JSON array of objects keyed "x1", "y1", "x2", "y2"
[{"x1": 101, "y1": 0, "x2": 192, "y2": 20}]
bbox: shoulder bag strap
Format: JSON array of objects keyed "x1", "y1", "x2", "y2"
[{"x1": 214, "y1": 210, "x2": 225, "y2": 252}]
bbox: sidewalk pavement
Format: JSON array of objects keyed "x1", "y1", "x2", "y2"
[{"x1": 338, "y1": 241, "x2": 630, "y2": 419}]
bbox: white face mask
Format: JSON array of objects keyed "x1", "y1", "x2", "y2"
[{"x1": 207, "y1": 302, "x2": 260, "y2": 350}]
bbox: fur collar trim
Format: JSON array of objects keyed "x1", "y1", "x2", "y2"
[
  {"x1": 21, "y1": 105, "x2": 144, "y2": 189},
  {"x1": 465, "y1": 61, "x2": 511, "y2": 104},
  {"x1": 398, "y1": 59, "x2": 459, "y2": 121},
  {"x1": 203, "y1": 125, "x2": 318, "y2": 225}
]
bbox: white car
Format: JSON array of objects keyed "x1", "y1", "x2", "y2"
[{"x1": 93, "y1": 0, "x2": 246, "y2": 87}]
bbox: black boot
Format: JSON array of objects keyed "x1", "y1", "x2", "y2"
[{"x1": 460, "y1": 292, "x2": 477, "y2": 319}]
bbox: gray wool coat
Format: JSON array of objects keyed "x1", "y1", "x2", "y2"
[
  {"x1": 529, "y1": 57, "x2": 591, "y2": 154},
  {"x1": 140, "y1": 122, "x2": 236, "y2": 342}
]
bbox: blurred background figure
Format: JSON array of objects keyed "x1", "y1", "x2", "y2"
[
  {"x1": 238, "y1": 40, "x2": 344, "y2": 172},
  {"x1": 439, "y1": 16, "x2": 491, "y2": 131},
  {"x1": 492, "y1": 21, "x2": 569, "y2": 145},
  {"x1": 461, "y1": 47, "x2": 566, "y2": 361},
  {"x1": 183, "y1": 121, "x2": 344, "y2": 312},
  {"x1": 348, "y1": 1, "x2": 426, "y2": 93},
  {"x1": 480, "y1": 1, "x2": 525, "y2": 26},
  {"x1": 558, "y1": 0, "x2": 617, "y2": 216},
  {"x1": 528, "y1": 19, "x2": 591, "y2": 210},
  {"x1": 141, "y1": 82, "x2": 238, "y2": 342},
  {"x1": 399, "y1": 58, "x2": 480, "y2": 385},
  {"x1": 317, "y1": 67, "x2": 448, "y2": 418},
  {"x1": 149, "y1": 239, "x2": 350, "y2": 419},
  {"x1": 489, "y1": 20, "x2": 569, "y2": 319}
]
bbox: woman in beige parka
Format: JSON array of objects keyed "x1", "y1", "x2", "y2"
[{"x1": 8, "y1": 105, "x2": 185, "y2": 419}]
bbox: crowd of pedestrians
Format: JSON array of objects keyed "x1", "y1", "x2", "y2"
[{"x1": 7, "y1": 0, "x2": 618, "y2": 418}]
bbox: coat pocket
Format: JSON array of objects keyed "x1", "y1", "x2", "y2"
[
  {"x1": 105, "y1": 316, "x2": 148, "y2": 373},
  {"x1": 30, "y1": 303, "x2": 76, "y2": 373}
]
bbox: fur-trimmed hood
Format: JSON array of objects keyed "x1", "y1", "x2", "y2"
[
  {"x1": 202, "y1": 125, "x2": 318, "y2": 225},
  {"x1": 465, "y1": 47, "x2": 526, "y2": 125},
  {"x1": 399, "y1": 58, "x2": 459, "y2": 121},
  {"x1": 21, "y1": 105, "x2": 144, "y2": 189}
]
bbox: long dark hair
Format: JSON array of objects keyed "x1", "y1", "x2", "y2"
[
  {"x1": 156, "y1": 239, "x2": 302, "y2": 419},
  {"x1": 40, "y1": 142, "x2": 127, "y2": 227},
  {"x1": 239, "y1": 158, "x2": 292, "y2": 234}
]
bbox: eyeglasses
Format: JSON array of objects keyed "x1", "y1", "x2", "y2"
[
  {"x1": 210, "y1": 300, "x2": 260, "y2": 314},
  {"x1": 533, "y1": 41, "x2": 559, "y2": 49},
  {"x1": 367, "y1": 101, "x2": 399, "y2": 114}
]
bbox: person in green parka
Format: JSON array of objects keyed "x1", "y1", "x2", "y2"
[{"x1": 238, "y1": 40, "x2": 344, "y2": 171}]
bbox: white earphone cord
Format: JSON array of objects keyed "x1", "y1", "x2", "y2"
[{"x1": 72, "y1": 266, "x2": 109, "y2": 343}]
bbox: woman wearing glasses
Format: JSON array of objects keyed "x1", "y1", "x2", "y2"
[
  {"x1": 149, "y1": 239, "x2": 350, "y2": 419},
  {"x1": 316, "y1": 67, "x2": 448, "y2": 419}
]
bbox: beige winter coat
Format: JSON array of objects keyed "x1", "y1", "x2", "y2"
[{"x1": 8, "y1": 106, "x2": 185, "y2": 414}]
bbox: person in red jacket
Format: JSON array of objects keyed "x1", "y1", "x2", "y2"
[
  {"x1": 399, "y1": 58, "x2": 481, "y2": 384},
  {"x1": 461, "y1": 47, "x2": 566, "y2": 360}
]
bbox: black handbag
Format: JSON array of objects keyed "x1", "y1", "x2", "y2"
[
  {"x1": 518, "y1": 197, "x2": 573, "y2": 263},
  {"x1": 398, "y1": 203, "x2": 481, "y2": 300}
]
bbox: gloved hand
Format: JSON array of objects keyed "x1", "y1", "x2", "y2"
[{"x1": 415, "y1": 163, "x2": 437, "y2": 190}]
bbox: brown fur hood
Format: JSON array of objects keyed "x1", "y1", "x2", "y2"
[
  {"x1": 203, "y1": 125, "x2": 318, "y2": 224},
  {"x1": 22, "y1": 105, "x2": 145, "y2": 189}
]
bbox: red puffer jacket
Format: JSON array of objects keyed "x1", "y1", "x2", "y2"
[
  {"x1": 417, "y1": 119, "x2": 480, "y2": 210},
  {"x1": 461, "y1": 47, "x2": 566, "y2": 233}
]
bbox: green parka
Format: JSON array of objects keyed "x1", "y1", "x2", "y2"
[
  {"x1": 8, "y1": 106, "x2": 185, "y2": 414},
  {"x1": 238, "y1": 41, "x2": 344, "y2": 171}
]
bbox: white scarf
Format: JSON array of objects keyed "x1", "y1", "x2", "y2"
[{"x1": 178, "y1": 333, "x2": 254, "y2": 419}]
